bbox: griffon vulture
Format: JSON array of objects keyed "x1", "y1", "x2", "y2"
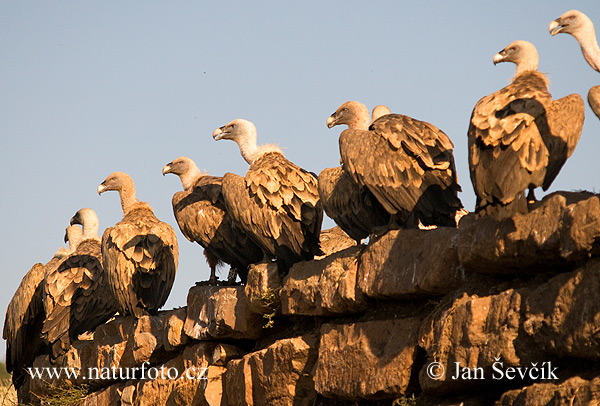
[
  {"x1": 213, "y1": 119, "x2": 323, "y2": 273},
  {"x1": 98, "y1": 172, "x2": 178, "y2": 318},
  {"x1": 550, "y1": 10, "x2": 600, "y2": 120},
  {"x1": 327, "y1": 101, "x2": 462, "y2": 228},
  {"x1": 42, "y1": 209, "x2": 117, "y2": 358},
  {"x1": 371, "y1": 105, "x2": 392, "y2": 122},
  {"x1": 320, "y1": 101, "x2": 391, "y2": 242},
  {"x1": 163, "y1": 157, "x2": 263, "y2": 284},
  {"x1": 469, "y1": 40, "x2": 584, "y2": 214}
]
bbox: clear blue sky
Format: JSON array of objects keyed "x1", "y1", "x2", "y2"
[{"x1": 2, "y1": 2, "x2": 599, "y2": 361}]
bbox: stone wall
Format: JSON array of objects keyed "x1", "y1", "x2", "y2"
[{"x1": 24, "y1": 192, "x2": 600, "y2": 405}]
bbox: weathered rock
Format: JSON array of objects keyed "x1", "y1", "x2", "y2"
[
  {"x1": 164, "y1": 308, "x2": 189, "y2": 351},
  {"x1": 496, "y1": 376, "x2": 600, "y2": 406},
  {"x1": 458, "y1": 192, "x2": 600, "y2": 274},
  {"x1": 418, "y1": 289, "x2": 541, "y2": 393},
  {"x1": 120, "y1": 314, "x2": 166, "y2": 368},
  {"x1": 210, "y1": 344, "x2": 245, "y2": 367},
  {"x1": 244, "y1": 263, "x2": 282, "y2": 315},
  {"x1": 80, "y1": 382, "x2": 127, "y2": 406},
  {"x1": 357, "y1": 228, "x2": 463, "y2": 298},
  {"x1": 184, "y1": 286, "x2": 263, "y2": 340},
  {"x1": 281, "y1": 246, "x2": 369, "y2": 315},
  {"x1": 524, "y1": 259, "x2": 600, "y2": 359},
  {"x1": 315, "y1": 318, "x2": 419, "y2": 400},
  {"x1": 225, "y1": 335, "x2": 318, "y2": 406},
  {"x1": 316, "y1": 226, "x2": 357, "y2": 258},
  {"x1": 130, "y1": 342, "x2": 228, "y2": 406}
]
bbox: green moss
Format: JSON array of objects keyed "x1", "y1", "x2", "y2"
[{"x1": 258, "y1": 287, "x2": 281, "y2": 329}]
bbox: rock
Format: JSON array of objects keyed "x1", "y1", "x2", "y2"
[
  {"x1": 244, "y1": 263, "x2": 282, "y2": 315},
  {"x1": 524, "y1": 259, "x2": 600, "y2": 359},
  {"x1": 224, "y1": 335, "x2": 318, "y2": 406},
  {"x1": 357, "y1": 228, "x2": 463, "y2": 298},
  {"x1": 131, "y1": 342, "x2": 228, "y2": 406},
  {"x1": 164, "y1": 308, "x2": 189, "y2": 351},
  {"x1": 281, "y1": 246, "x2": 369, "y2": 316},
  {"x1": 210, "y1": 344, "x2": 245, "y2": 367},
  {"x1": 184, "y1": 286, "x2": 263, "y2": 340},
  {"x1": 120, "y1": 314, "x2": 166, "y2": 368},
  {"x1": 316, "y1": 226, "x2": 357, "y2": 258},
  {"x1": 418, "y1": 289, "x2": 542, "y2": 394},
  {"x1": 315, "y1": 318, "x2": 419, "y2": 400},
  {"x1": 80, "y1": 382, "x2": 127, "y2": 406},
  {"x1": 496, "y1": 376, "x2": 600, "y2": 406},
  {"x1": 458, "y1": 192, "x2": 600, "y2": 274}
]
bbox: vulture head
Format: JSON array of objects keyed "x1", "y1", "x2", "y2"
[
  {"x1": 70, "y1": 208, "x2": 100, "y2": 240},
  {"x1": 549, "y1": 10, "x2": 600, "y2": 72},
  {"x1": 162, "y1": 156, "x2": 202, "y2": 191},
  {"x1": 493, "y1": 40, "x2": 539, "y2": 75},
  {"x1": 98, "y1": 172, "x2": 138, "y2": 212},
  {"x1": 326, "y1": 101, "x2": 370, "y2": 130},
  {"x1": 371, "y1": 105, "x2": 391, "y2": 122},
  {"x1": 213, "y1": 119, "x2": 272, "y2": 165}
]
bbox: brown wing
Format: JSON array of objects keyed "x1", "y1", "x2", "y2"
[
  {"x1": 172, "y1": 176, "x2": 263, "y2": 281},
  {"x1": 3, "y1": 263, "x2": 46, "y2": 386},
  {"x1": 42, "y1": 239, "x2": 117, "y2": 358},
  {"x1": 468, "y1": 72, "x2": 551, "y2": 209},
  {"x1": 102, "y1": 202, "x2": 178, "y2": 318},
  {"x1": 223, "y1": 152, "x2": 323, "y2": 272},
  {"x1": 341, "y1": 114, "x2": 461, "y2": 227},
  {"x1": 318, "y1": 166, "x2": 389, "y2": 242},
  {"x1": 588, "y1": 86, "x2": 600, "y2": 120},
  {"x1": 541, "y1": 93, "x2": 585, "y2": 190}
]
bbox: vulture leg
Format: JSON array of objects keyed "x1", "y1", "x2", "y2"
[
  {"x1": 204, "y1": 250, "x2": 219, "y2": 285},
  {"x1": 227, "y1": 268, "x2": 237, "y2": 284}
]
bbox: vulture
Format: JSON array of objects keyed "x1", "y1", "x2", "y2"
[
  {"x1": 42, "y1": 209, "x2": 117, "y2": 359},
  {"x1": 469, "y1": 40, "x2": 584, "y2": 214},
  {"x1": 213, "y1": 119, "x2": 323, "y2": 273},
  {"x1": 162, "y1": 157, "x2": 263, "y2": 284},
  {"x1": 371, "y1": 105, "x2": 392, "y2": 122},
  {"x1": 3, "y1": 228, "x2": 80, "y2": 387},
  {"x1": 98, "y1": 172, "x2": 178, "y2": 318},
  {"x1": 327, "y1": 101, "x2": 463, "y2": 228},
  {"x1": 320, "y1": 101, "x2": 391, "y2": 242},
  {"x1": 549, "y1": 10, "x2": 600, "y2": 120},
  {"x1": 3, "y1": 263, "x2": 46, "y2": 388}
]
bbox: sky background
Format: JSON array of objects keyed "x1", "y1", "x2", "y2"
[{"x1": 2, "y1": 2, "x2": 599, "y2": 361}]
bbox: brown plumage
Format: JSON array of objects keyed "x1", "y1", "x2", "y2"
[
  {"x1": 469, "y1": 41, "x2": 584, "y2": 213},
  {"x1": 42, "y1": 209, "x2": 117, "y2": 359},
  {"x1": 163, "y1": 157, "x2": 263, "y2": 284},
  {"x1": 3, "y1": 263, "x2": 46, "y2": 387},
  {"x1": 328, "y1": 101, "x2": 462, "y2": 228},
  {"x1": 98, "y1": 172, "x2": 178, "y2": 318},
  {"x1": 320, "y1": 102, "x2": 391, "y2": 242},
  {"x1": 550, "y1": 10, "x2": 600, "y2": 120},
  {"x1": 213, "y1": 119, "x2": 323, "y2": 273}
]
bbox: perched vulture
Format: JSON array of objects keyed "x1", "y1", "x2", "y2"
[
  {"x1": 163, "y1": 157, "x2": 263, "y2": 284},
  {"x1": 42, "y1": 209, "x2": 117, "y2": 358},
  {"x1": 550, "y1": 10, "x2": 600, "y2": 120},
  {"x1": 371, "y1": 105, "x2": 391, "y2": 122},
  {"x1": 469, "y1": 40, "x2": 584, "y2": 214},
  {"x1": 320, "y1": 102, "x2": 391, "y2": 242},
  {"x1": 98, "y1": 172, "x2": 178, "y2": 318},
  {"x1": 213, "y1": 119, "x2": 323, "y2": 273},
  {"x1": 327, "y1": 101, "x2": 462, "y2": 228},
  {"x1": 3, "y1": 263, "x2": 46, "y2": 388}
]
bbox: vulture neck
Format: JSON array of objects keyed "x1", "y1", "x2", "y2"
[
  {"x1": 236, "y1": 132, "x2": 261, "y2": 165},
  {"x1": 575, "y1": 27, "x2": 600, "y2": 72},
  {"x1": 348, "y1": 116, "x2": 370, "y2": 130},
  {"x1": 81, "y1": 217, "x2": 99, "y2": 240},
  {"x1": 514, "y1": 56, "x2": 539, "y2": 77},
  {"x1": 118, "y1": 182, "x2": 139, "y2": 213},
  {"x1": 180, "y1": 164, "x2": 203, "y2": 191}
]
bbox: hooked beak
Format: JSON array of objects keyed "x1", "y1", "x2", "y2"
[
  {"x1": 162, "y1": 163, "x2": 173, "y2": 176},
  {"x1": 326, "y1": 114, "x2": 337, "y2": 129},
  {"x1": 64, "y1": 229, "x2": 69, "y2": 244},
  {"x1": 493, "y1": 51, "x2": 505, "y2": 65},
  {"x1": 549, "y1": 19, "x2": 563, "y2": 36},
  {"x1": 212, "y1": 126, "x2": 227, "y2": 141},
  {"x1": 69, "y1": 215, "x2": 78, "y2": 226},
  {"x1": 97, "y1": 183, "x2": 107, "y2": 195}
]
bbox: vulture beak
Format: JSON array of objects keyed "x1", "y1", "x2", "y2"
[
  {"x1": 212, "y1": 126, "x2": 227, "y2": 141},
  {"x1": 64, "y1": 229, "x2": 69, "y2": 244},
  {"x1": 97, "y1": 182, "x2": 107, "y2": 195},
  {"x1": 69, "y1": 215, "x2": 78, "y2": 226},
  {"x1": 162, "y1": 163, "x2": 173, "y2": 176},
  {"x1": 493, "y1": 51, "x2": 505, "y2": 65},
  {"x1": 326, "y1": 114, "x2": 337, "y2": 129},
  {"x1": 549, "y1": 19, "x2": 563, "y2": 36}
]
